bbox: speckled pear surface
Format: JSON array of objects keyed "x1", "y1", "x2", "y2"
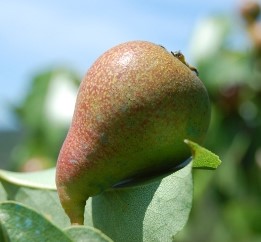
[{"x1": 56, "y1": 41, "x2": 210, "y2": 225}]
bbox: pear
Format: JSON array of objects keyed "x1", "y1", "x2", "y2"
[{"x1": 56, "y1": 41, "x2": 211, "y2": 225}]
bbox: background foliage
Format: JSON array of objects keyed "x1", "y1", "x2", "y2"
[{"x1": 176, "y1": 2, "x2": 261, "y2": 241}]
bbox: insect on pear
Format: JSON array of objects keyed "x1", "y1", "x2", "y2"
[
  {"x1": 158, "y1": 45, "x2": 199, "y2": 76},
  {"x1": 171, "y1": 51, "x2": 199, "y2": 76}
]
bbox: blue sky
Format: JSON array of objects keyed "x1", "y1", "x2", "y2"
[{"x1": 0, "y1": 0, "x2": 237, "y2": 129}]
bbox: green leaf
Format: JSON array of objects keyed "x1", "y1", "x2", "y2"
[
  {"x1": 0, "y1": 201, "x2": 72, "y2": 242},
  {"x1": 0, "y1": 182, "x2": 7, "y2": 202},
  {"x1": 0, "y1": 167, "x2": 70, "y2": 228},
  {"x1": 184, "y1": 139, "x2": 222, "y2": 169},
  {"x1": 0, "y1": 168, "x2": 94, "y2": 229},
  {"x1": 0, "y1": 168, "x2": 56, "y2": 190},
  {"x1": 65, "y1": 226, "x2": 113, "y2": 242},
  {"x1": 91, "y1": 162, "x2": 192, "y2": 242},
  {"x1": 0, "y1": 219, "x2": 11, "y2": 242},
  {"x1": 0, "y1": 167, "x2": 69, "y2": 227},
  {"x1": 0, "y1": 181, "x2": 70, "y2": 228}
]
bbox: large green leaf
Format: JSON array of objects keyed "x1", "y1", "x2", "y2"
[
  {"x1": 0, "y1": 168, "x2": 56, "y2": 190},
  {"x1": 65, "y1": 226, "x2": 113, "y2": 242},
  {"x1": 0, "y1": 182, "x2": 71, "y2": 228},
  {"x1": 0, "y1": 167, "x2": 71, "y2": 228},
  {"x1": 0, "y1": 172, "x2": 93, "y2": 229},
  {"x1": 91, "y1": 162, "x2": 192, "y2": 242},
  {"x1": 0, "y1": 201, "x2": 72, "y2": 242}
]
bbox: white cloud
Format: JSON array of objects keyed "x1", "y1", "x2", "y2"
[{"x1": 44, "y1": 73, "x2": 78, "y2": 126}]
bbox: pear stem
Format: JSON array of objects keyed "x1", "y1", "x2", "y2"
[{"x1": 64, "y1": 199, "x2": 87, "y2": 226}]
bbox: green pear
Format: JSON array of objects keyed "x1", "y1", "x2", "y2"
[{"x1": 56, "y1": 41, "x2": 211, "y2": 225}]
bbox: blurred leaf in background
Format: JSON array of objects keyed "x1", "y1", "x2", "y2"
[
  {"x1": 10, "y1": 68, "x2": 80, "y2": 171},
  {"x1": 177, "y1": 1, "x2": 261, "y2": 242}
]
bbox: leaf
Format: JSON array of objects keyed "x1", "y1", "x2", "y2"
[
  {"x1": 0, "y1": 168, "x2": 94, "y2": 228},
  {"x1": 0, "y1": 219, "x2": 11, "y2": 242},
  {"x1": 0, "y1": 181, "x2": 71, "y2": 228},
  {"x1": 0, "y1": 201, "x2": 72, "y2": 242},
  {"x1": 184, "y1": 139, "x2": 222, "y2": 169},
  {"x1": 0, "y1": 167, "x2": 72, "y2": 228},
  {"x1": 65, "y1": 226, "x2": 113, "y2": 242},
  {"x1": 91, "y1": 162, "x2": 192, "y2": 242},
  {"x1": 0, "y1": 182, "x2": 7, "y2": 202},
  {"x1": 0, "y1": 168, "x2": 56, "y2": 190}
]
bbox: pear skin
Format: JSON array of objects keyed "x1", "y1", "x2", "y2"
[{"x1": 56, "y1": 41, "x2": 211, "y2": 225}]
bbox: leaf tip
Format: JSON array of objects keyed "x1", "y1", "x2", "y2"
[{"x1": 184, "y1": 139, "x2": 222, "y2": 170}]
